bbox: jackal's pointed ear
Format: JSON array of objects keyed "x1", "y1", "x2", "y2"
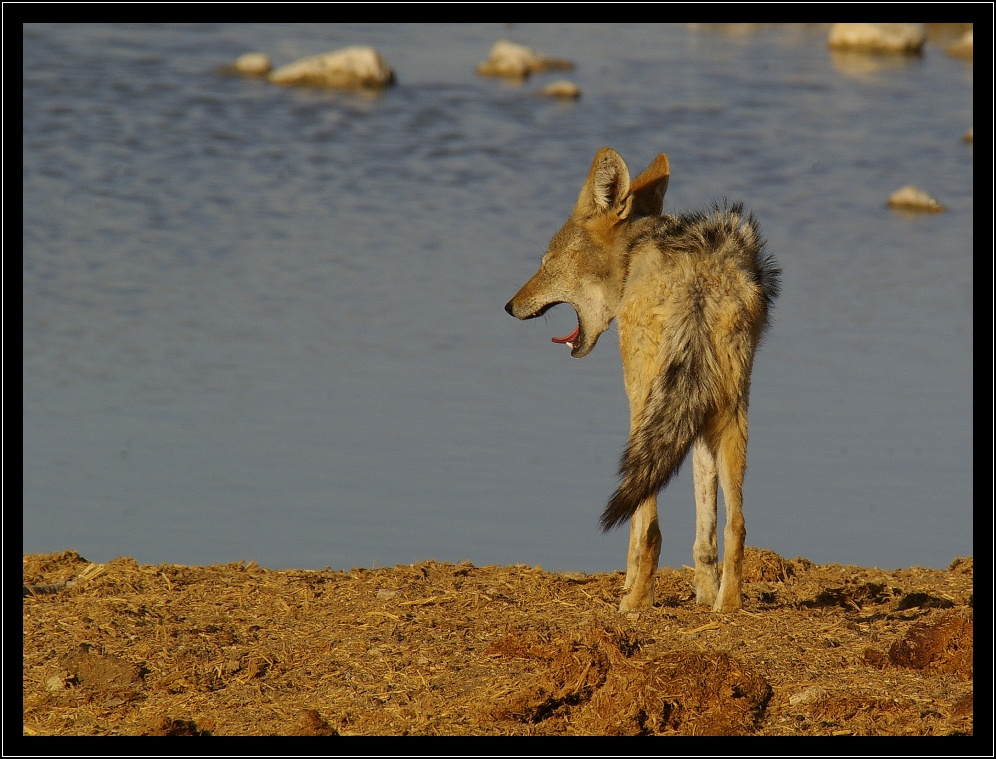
[
  {"x1": 574, "y1": 147, "x2": 633, "y2": 222},
  {"x1": 630, "y1": 153, "x2": 670, "y2": 218}
]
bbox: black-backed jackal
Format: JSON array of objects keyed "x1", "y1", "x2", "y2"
[{"x1": 505, "y1": 148, "x2": 780, "y2": 612}]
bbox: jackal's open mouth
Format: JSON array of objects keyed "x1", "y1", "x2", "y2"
[
  {"x1": 511, "y1": 299, "x2": 588, "y2": 356},
  {"x1": 539, "y1": 302, "x2": 581, "y2": 351},
  {"x1": 551, "y1": 325, "x2": 580, "y2": 349}
]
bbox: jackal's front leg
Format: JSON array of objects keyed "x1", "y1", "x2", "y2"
[{"x1": 619, "y1": 496, "x2": 661, "y2": 612}]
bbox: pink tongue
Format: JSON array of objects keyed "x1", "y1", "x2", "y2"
[{"x1": 551, "y1": 326, "x2": 580, "y2": 345}]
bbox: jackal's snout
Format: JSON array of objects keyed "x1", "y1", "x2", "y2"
[{"x1": 504, "y1": 291, "x2": 544, "y2": 321}]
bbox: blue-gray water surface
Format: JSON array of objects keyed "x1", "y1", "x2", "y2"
[{"x1": 23, "y1": 24, "x2": 973, "y2": 574}]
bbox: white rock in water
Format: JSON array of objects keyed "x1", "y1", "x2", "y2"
[
  {"x1": 887, "y1": 185, "x2": 945, "y2": 213},
  {"x1": 234, "y1": 53, "x2": 272, "y2": 77},
  {"x1": 947, "y1": 29, "x2": 973, "y2": 59},
  {"x1": 476, "y1": 40, "x2": 574, "y2": 78},
  {"x1": 538, "y1": 80, "x2": 581, "y2": 99},
  {"x1": 269, "y1": 46, "x2": 395, "y2": 89},
  {"x1": 828, "y1": 23, "x2": 926, "y2": 54}
]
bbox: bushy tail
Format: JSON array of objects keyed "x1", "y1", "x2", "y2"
[{"x1": 600, "y1": 340, "x2": 716, "y2": 532}]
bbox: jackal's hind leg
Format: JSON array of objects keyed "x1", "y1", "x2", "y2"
[
  {"x1": 714, "y1": 410, "x2": 748, "y2": 612},
  {"x1": 692, "y1": 437, "x2": 720, "y2": 606},
  {"x1": 619, "y1": 496, "x2": 661, "y2": 612},
  {"x1": 622, "y1": 511, "x2": 641, "y2": 592}
]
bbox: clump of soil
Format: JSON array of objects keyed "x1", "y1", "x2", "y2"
[
  {"x1": 863, "y1": 609, "x2": 973, "y2": 680},
  {"x1": 22, "y1": 548, "x2": 972, "y2": 736}
]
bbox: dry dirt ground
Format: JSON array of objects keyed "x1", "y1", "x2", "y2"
[{"x1": 22, "y1": 547, "x2": 972, "y2": 737}]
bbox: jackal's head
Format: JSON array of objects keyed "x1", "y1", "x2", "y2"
[{"x1": 504, "y1": 147, "x2": 670, "y2": 358}]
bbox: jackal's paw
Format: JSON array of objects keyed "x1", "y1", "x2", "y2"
[
  {"x1": 695, "y1": 585, "x2": 718, "y2": 607},
  {"x1": 693, "y1": 569, "x2": 720, "y2": 607},
  {"x1": 618, "y1": 590, "x2": 654, "y2": 613},
  {"x1": 712, "y1": 593, "x2": 743, "y2": 613}
]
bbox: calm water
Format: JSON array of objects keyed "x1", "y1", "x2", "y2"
[{"x1": 23, "y1": 24, "x2": 973, "y2": 574}]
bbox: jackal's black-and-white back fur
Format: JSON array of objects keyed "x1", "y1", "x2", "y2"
[{"x1": 602, "y1": 203, "x2": 780, "y2": 531}]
